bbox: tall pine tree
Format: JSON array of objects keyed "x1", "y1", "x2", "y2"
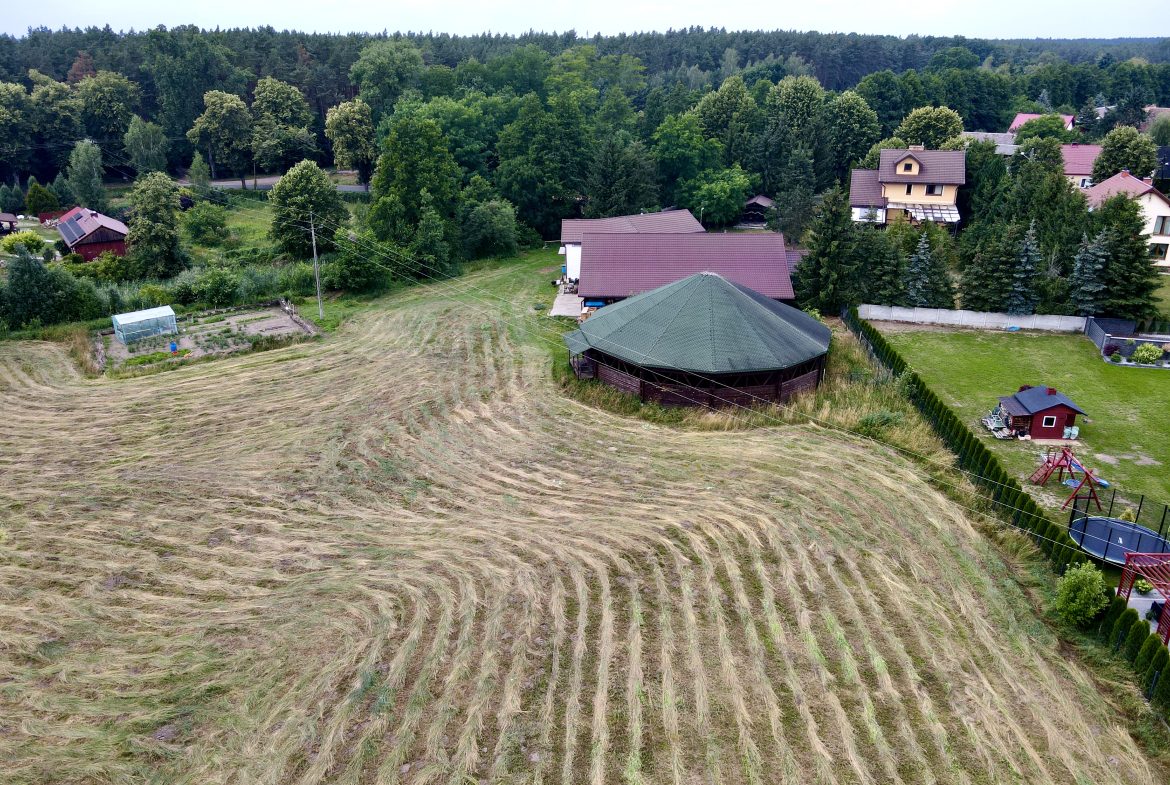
[
  {"x1": 905, "y1": 233, "x2": 934, "y2": 307},
  {"x1": 1068, "y1": 232, "x2": 1108, "y2": 316}
]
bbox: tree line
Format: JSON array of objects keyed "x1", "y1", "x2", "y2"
[{"x1": 2, "y1": 28, "x2": 1168, "y2": 330}]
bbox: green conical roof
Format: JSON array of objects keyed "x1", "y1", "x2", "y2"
[{"x1": 564, "y1": 272, "x2": 830, "y2": 375}]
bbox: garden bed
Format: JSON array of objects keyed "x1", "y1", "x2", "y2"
[{"x1": 102, "y1": 305, "x2": 312, "y2": 371}]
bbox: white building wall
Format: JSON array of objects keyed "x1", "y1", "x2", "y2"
[
  {"x1": 564, "y1": 243, "x2": 582, "y2": 279},
  {"x1": 1137, "y1": 192, "x2": 1170, "y2": 267}
]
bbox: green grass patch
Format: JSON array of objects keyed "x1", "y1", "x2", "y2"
[{"x1": 883, "y1": 328, "x2": 1170, "y2": 501}]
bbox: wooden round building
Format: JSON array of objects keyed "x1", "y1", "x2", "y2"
[{"x1": 565, "y1": 272, "x2": 830, "y2": 408}]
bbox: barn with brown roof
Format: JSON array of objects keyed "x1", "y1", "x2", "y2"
[
  {"x1": 577, "y1": 232, "x2": 795, "y2": 304},
  {"x1": 565, "y1": 272, "x2": 830, "y2": 408},
  {"x1": 56, "y1": 206, "x2": 128, "y2": 260},
  {"x1": 558, "y1": 209, "x2": 703, "y2": 280}
]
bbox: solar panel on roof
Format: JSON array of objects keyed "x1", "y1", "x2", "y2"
[{"x1": 58, "y1": 219, "x2": 83, "y2": 245}]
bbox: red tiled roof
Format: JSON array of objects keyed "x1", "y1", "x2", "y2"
[
  {"x1": 745, "y1": 194, "x2": 775, "y2": 208},
  {"x1": 56, "y1": 206, "x2": 129, "y2": 246},
  {"x1": 849, "y1": 169, "x2": 887, "y2": 207},
  {"x1": 1008, "y1": 112, "x2": 1074, "y2": 132},
  {"x1": 578, "y1": 232, "x2": 794, "y2": 300},
  {"x1": 1061, "y1": 144, "x2": 1102, "y2": 177},
  {"x1": 560, "y1": 209, "x2": 703, "y2": 244},
  {"x1": 1084, "y1": 171, "x2": 1170, "y2": 209},
  {"x1": 877, "y1": 149, "x2": 966, "y2": 185}
]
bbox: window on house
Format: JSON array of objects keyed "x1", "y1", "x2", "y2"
[
  {"x1": 902, "y1": 162, "x2": 913, "y2": 172},
  {"x1": 1154, "y1": 216, "x2": 1170, "y2": 235},
  {"x1": 925, "y1": 184, "x2": 944, "y2": 196},
  {"x1": 1150, "y1": 243, "x2": 1169, "y2": 260},
  {"x1": 1042, "y1": 415, "x2": 1057, "y2": 429},
  {"x1": 905, "y1": 183, "x2": 913, "y2": 196}
]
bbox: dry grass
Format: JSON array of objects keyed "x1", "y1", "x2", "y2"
[{"x1": 0, "y1": 254, "x2": 1167, "y2": 784}]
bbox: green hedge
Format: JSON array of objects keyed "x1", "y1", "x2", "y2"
[{"x1": 844, "y1": 308, "x2": 1170, "y2": 720}]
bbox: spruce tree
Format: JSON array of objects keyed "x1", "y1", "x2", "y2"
[
  {"x1": 0, "y1": 184, "x2": 19, "y2": 213},
  {"x1": 961, "y1": 240, "x2": 1009, "y2": 312},
  {"x1": 793, "y1": 185, "x2": 859, "y2": 312},
  {"x1": 1005, "y1": 220, "x2": 1040, "y2": 315},
  {"x1": 905, "y1": 233, "x2": 934, "y2": 307},
  {"x1": 1068, "y1": 232, "x2": 1108, "y2": 316},
  {"x1": 1094, "y1": 195, "x2": 1161, "y2": 320},
  {"x1": 50, "y1": 172, "x2": 75, "y2": 208},
  {"x1": 857, "y1": 227, "x2": 906, "y2": 306}
]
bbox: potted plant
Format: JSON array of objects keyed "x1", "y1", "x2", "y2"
[{"x1": 1134, "y1": 578, "x2": 1154, "y2": 596}]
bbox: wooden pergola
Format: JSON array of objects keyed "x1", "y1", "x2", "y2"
[{"x1": 1118, "y1": 552, "x2": 1170, "y2": 644}]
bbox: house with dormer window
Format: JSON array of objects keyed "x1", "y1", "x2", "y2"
[{"x1": 848, "y1": 146, "x2": 966, "y2": 226}]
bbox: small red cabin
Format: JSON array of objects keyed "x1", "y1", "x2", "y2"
[
  {"x1": 996, "y1": 385, "x2": 1085, "y2": 439},
  {"x1": 56, "y1": 206, "x2": 128, "y2": 260}
]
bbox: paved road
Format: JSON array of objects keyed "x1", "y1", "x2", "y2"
[
  {"x1": 210, "y1": 178, "x2": 368, "y2": 194},
  {"x1": 194, "y1": 171, "x2": 369, "y2": 194}
]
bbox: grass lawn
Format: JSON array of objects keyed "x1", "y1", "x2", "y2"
[
  {"x1": 883, "y1": 327, "x2": 1170, "y2": 504},
  {"x1": 1155, "y1": 272, "x2": 1170, "y2": 320},
  {"x1": 7, "y1": 250, "x2": 1169, "y2": 782}
]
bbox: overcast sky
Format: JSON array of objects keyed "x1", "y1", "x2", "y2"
[{"x1": 2, "y1": 0, "x2": 1164, "y2": 39}]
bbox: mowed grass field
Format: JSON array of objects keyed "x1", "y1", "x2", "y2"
[
  {"x1": 882, "y1": 327, "x2": 1170, "y2": 502},
  {"x1": 1, "y1": 253, "x2": 1167, "y2": 784}
]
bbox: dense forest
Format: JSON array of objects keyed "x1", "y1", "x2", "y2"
[{"x1": 1, "y1": 26, "x2": 1168, "y2": 333}]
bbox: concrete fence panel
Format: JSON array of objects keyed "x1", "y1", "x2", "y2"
[{"x1": 857, "y1": 305, "x2": 1087, "y2": 333}]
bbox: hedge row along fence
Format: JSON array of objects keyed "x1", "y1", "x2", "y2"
[{"x1": 843, "y1": 308, "x2": 1170, "y2": 720}]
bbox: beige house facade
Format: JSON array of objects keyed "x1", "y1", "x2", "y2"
[{"x1": 849, "y1": 147, "x2": 966, "y2": 226}]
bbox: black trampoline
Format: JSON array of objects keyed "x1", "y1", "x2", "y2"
[{"x1": 1069, "y1": 516, "x2": 1170, "y2": 565}]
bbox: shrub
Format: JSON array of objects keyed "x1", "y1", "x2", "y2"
[
  {"x1": 1103, "y1": 343, "x2": 1119, "y2": 356},
  {"x1": 1054, "y1": 562, "x2": 1110, "y2": 628},
  {"x1": 1110, "y1": 351, "x2": 1122, "y2": 363},
  {"x1": 1134, "y1": 578, "x2": 1154, "y2": 595},
  {"x1": 1118, "y1": 507, "x2": 1137, "y2": 523},
  {"x1": 1144, "y1": 645, "x2": 1169, "y2": 692},
  {"x1": 136, "y1": 284, "x2": 169, "y2": 307},
  {"x1": 1153, "y1": 651, "x2": 1170, "y2": 708},
  {"x1": 1135, "y1": 634, "x2": 1165, "y2": 674},
  {"x1": 24, "y1": 182, "x2": 59, "y2": 215},
  {"x1": 1099, "y1": 595, "x2": 1127, "y2": 638},
  {"x1": 1131, "y1": 343, "x2": 1161, "y2": 365},
  {"x1": 1123, "y1": 619, "x2": 1151, "y2": 662},
  {"x1": 2, "y1": 230, "x2": 46, "y2": 254},
  {"x1": 461, "y1": 199, "x2": 518, "y2": 259},
  {"x1": 197, "y1": 267, "x2": 241, "y2": 307},
  {"x1": 183, "y1": 202, "x2": 229, "y2": 245},
  {"x1": 1110, "y1": 608, "x2": 1141, "y2": 649}
]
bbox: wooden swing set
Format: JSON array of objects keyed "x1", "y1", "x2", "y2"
[{"x1": 1029, "y1": 446, "x2": 1102, "y2": 511}]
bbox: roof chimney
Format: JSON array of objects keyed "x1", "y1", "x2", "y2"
[
  {"x1": 1046, "y1": 387, "x2": 1057, "y2": 395},
  {"x1": 908, "y1": 144, "x2": 925, "y2": 151}
]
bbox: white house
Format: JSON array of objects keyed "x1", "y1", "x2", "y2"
[
  {"x1": 1085, "y1": 171, "x2": 1170, "y2": 267},
  {"x1": 558, "y1": 209, "x2": 704, "y2": 280}
]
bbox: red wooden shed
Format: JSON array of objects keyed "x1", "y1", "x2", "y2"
[
  {"x1": 56, "y1": 206, "x2": 128, "y2": 260},
  {"x1": 996, "y1": 385, "x2": 1085, "y2": 439}
]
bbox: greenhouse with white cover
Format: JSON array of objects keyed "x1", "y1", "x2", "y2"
[{"x1": 112, "y1": 306, "x2": 178, "y2": 344}]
